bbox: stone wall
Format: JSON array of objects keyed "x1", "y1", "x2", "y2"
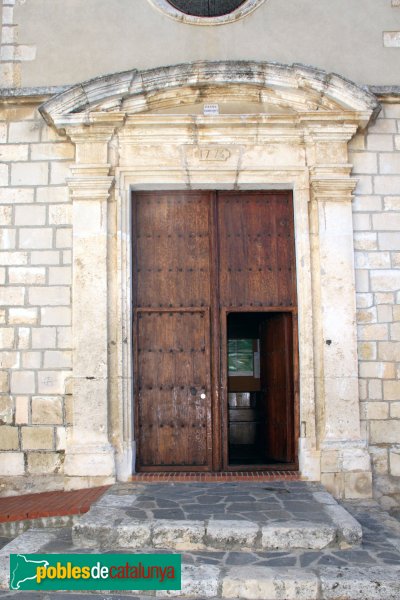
[
  {"x1": 5, "y1": 0, "x2": 400, "y2": 87},
  {"x1": 0, "y1": 100, "x2": 73, "y2": 495},
  {"x1": 0, "y1": 93, "x2": 399, "y2": 502},
  {"x1": 350, "y1": 102, "x2": 400, "y2": 509}
]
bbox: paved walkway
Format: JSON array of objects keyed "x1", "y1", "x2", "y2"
[
  {"x1": 1, "y1": 483, "x2": 400, "y2": 598},
  {"x1": 90, "y1": 480, "x2": 333, "y2": 523},
  {"x1": 1, "y1": 499, "x2": 400, "y2": 598}
]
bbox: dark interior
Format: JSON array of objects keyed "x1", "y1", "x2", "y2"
[
  {"x1": 168, "y1": 0, "x2": 246, "y2": 17},
  {"x1": 227, "y1": 311, "x2": 294, "y2": 466}
]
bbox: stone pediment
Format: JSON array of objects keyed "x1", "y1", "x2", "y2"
[{"x1": 40, "y1": 61, "x2": 380, "y2": 128}]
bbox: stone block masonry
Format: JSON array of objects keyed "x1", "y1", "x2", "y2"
[
  {"x1": 0, "y1": 0, "x2": 37, "y2": 87},
  {"x1": 0, "y1": 78, "x2": 399, "y2": 502},
  {"x1": 350, "y1": 102, "x2": 400, "y2": 510},
  {"x1": 0, "y1": 100, "x2": 73, "y2": 495}
]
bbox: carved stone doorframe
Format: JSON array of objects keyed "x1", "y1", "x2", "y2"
[{"x1": 41, "y1": 62, "x2": 379, "y2": 497}]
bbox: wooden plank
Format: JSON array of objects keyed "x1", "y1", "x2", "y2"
[
  {"x1": 137, "y1": 310, "x2": 211, "y2": 468},
  {"x1": 133, "y1": 191, "x2": 212, "y2": 470},
  {"x1": 134, "y1": 191, "x2": 211, "y2": 309},
  {"x1": 132, "y1": 190, "x2": 298, "y2": 472},
  {"x1": 260, "y1": 313, "x2": 295, "y2": 463},
  {"x1": 217, "y1": 191, "x2": 296, "y2": 308}
]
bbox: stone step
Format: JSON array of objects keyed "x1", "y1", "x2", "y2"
[
  {"x1": 1, "y1": 528, "x2": 400, "y2": 599},
  {"x1": 72, "y1": 514, "x2": 358, "y2": 552},
  {"x1": 71, "y1": 483, "x2": 362, "y2": 552}
]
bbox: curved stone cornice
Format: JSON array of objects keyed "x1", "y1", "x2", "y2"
[{"x1": 40, "y1": 61, "x2": 380, "y2": 129}]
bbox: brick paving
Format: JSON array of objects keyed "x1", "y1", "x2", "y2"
[
  {"x1": 0, "y1": 486, "x2": 109, "y2": 523},
  {"x1": 130, "y1": 471, "x2": 300, "y2": 482}
]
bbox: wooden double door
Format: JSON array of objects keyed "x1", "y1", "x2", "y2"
[{"x1": 133, "y1": 191, "x2": 298, "y2": 471}]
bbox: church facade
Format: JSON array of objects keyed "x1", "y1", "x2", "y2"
[{"x1": 0, "y1": 0, "x2": 399, "y2": 507}]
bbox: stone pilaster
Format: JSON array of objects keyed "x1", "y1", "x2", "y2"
[
  {"x1": 61, "y1": 119, "x2": 122, "y2": 489},
  {"x1": 309, "y1": 163, "x2": 372, "y2": 499}
]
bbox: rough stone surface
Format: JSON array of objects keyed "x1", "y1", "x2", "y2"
[
  {"x1": 71, "y1": 482, "x2": 358, "y2": 552},
  {"x1": 153, "y1": 521, "x2": 205, "y2": 551},
  {"x1": 261, "y1": 522, "x2": 337, "y2": 551},
  {"x1": 320, "y1": 566, "x2": 400, "y2": 599},
  {"x1": 206, "y1": 520, "x2": 259, "y2": 550},
  {"x1": 222, "y1": 566, "x2": 319, "y2": 599},
  {"x1": 1, "y1": 496, "x2": 400, "y2": 598},
  {"x1": 0, "y1": 61, "x2": 398, "y2": 501}
]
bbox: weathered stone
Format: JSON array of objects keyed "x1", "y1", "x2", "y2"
[
  {"x1": 29, "y1": 286, "x2": 70, "y2": 305},
  {"x1": 0, "y1": 452, "x2": 24, "y2": 476},
  {"x1": 261, "y1": 522, "x2": 336, "y2": 550},
  {"x1": 41, "y1": 307, "x2": 71, "y2": 326},
  {"x1": 10, "y1": 371, "x2": 34, "y2": 394},
  {"x1": 320, "y1": 566, "x2": 400, "y2": 599},
  {"x1": 21, "y1": 425, "x2": 54, "y2": 450},
  {"x1": 158, "y1": 564, "x2": 219, "y2": 598},
  {"x1": 73, "y1": 511, "x2": 151, "y2": 549},
  {"x1": 389, "y1": 450, "x2": 400, "y2": 476},
  {"x1": 384, "y1": 381, "x2": 400, "y2": 401},
  {"x1": 27, "y1": 451, "x2": 63, "y2": 474},
  {"x1": 222, "y1": 566, "x2": 319, "y2": 600},
  {"x1": 0, "y1": 529, "x2": 59, "y2": 589},
  {"x1": 344, "y1": 472, "x2": 373, "y2": 499},
  {"x1": 11, "y1": 162, "x2": 48, "y2": 186},
  {"x1": 361, "y1": 401, "x2": 389, "y2": 420},
  {"x1": 8, "y1": 307, "x2": 38, "y2": 325},
  {"x1": 22, "y1": 352, "x2": 41, "y2": 368},
  {"x1": 36, "y1": 186, "x2": 69, "y2": 203},
  {"x1": 9, "y1": 266, "x2": 46, "y2": 284},
  {"x1": 8, "y1": 120, "x2": 41, "y2": 143},
  {"x1": 19, "y1": 228, "x2": 53, "y2": 249},
  {"x1": 369, "y1": 446, "x2": 388, "y2": 474},
  {"x1": 48, "y1": 204, "x2": 72, "y2": 225},
  {"x1": 153, "y1": 520, "x2": 205, "y2": 550},
  {"x1": 0, "y1": 395, "x2": 12, "y2": 424},
  {"x1": 14, "y1": 396, "x2": 29, "y2": 424},
  {"x1": 31, "y1": 396, "x2": 63, "y2": 425},
  {"x1": 0, "y1": 425, "x2": 19, "y2": 450},
  {"x1": 14, "y1": 204, "x2": 46, "y2": 226},
  {"x1": 30, "y1": 143, "x2": 74, "y2": 161},
  {"x1": 206, "y1": 520, "x2": 259, "y2": 550},
  {"x1": 43, "y1": 351, "x2": 72, "y2": 368},
  {"x1": 48, "y1": 266, "x2": 71, "y2": 285},
  {"x1": 31, "y1": 327, "x2": 57, "y2": 349},
  {"x1": 322, "y1": 504, "x2": 362, "y2": 546}
]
